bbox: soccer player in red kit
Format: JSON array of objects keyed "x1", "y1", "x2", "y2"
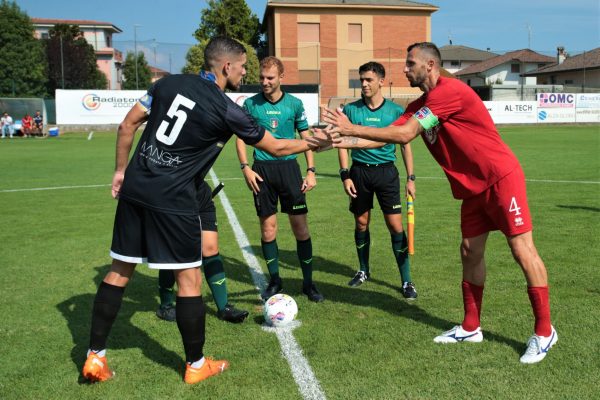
[{"x1": 319, "y1": 42, "x2": 556, "y2": 364}]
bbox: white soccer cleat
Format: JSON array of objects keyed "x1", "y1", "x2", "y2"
[
  {"x1": 519, "y1": 326, "x2": 558, "y2": 364},
  {"x1": 433, "y1": 325, "x2": 483, "y2": 343}
]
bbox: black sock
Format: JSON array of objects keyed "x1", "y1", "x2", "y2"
[
  {"x1": 297, "y1": 237, "x2": 313, "y2": 287},
  {"x1": 158, "y1": 269, "x2": 176, "y2": 307},
  {"x1": 89, "y1": 281, "x2": 125, "y2": 351},
  {"x1": 175, "y1": 296, "x2": 206, "y2": 363}
]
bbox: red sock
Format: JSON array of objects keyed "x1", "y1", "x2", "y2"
[
  {"x1": 527, "y1": 286, "x2": 552, "y2": 336},
  {"x1": 461, "y1": 280, "x2": 484, "y2": 331}
]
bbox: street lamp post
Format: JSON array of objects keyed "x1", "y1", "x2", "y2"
[{"x1": 134, "y1": 24, "x2": 141, "y2": 89}]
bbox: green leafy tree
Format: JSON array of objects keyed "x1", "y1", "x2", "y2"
[
  {"x1": 194, "y1": 0, "x2": 261, "y2": 48},
  {"x1": 122, "y1": 51, "x2": 152, "y2": 90},
  {"x1": 0, "y1": 0, "x2": 47, "y2": 97},
  {"x1": 45, "y1": 24, "x2": 108, "y2": 93},
  {"x1": 182, "y1": 39, "x2": 259, "y2": 85}
]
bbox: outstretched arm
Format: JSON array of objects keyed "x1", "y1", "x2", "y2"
[{"x1": 322, "y1": 107, "x2": 423, "y2": 145}]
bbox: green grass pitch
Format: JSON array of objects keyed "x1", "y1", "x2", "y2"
[{"x1": 0, "y1": 125, "x2": 598, "y2": 399}]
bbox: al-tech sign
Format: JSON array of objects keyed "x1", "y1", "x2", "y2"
[{"x1": 56, "y1": 90, "x2": 145, "y2": 124}]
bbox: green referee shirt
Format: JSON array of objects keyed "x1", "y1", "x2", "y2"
[
  {"x1": 243, "y1": 92, "x2": 309, "y2": 161},
  {"x1": 343, "y1": 98, "x2": 404, "y2": 164}
]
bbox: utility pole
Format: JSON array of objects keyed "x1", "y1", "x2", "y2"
[
  {"x1": 60, "y1": 34, "x2": 65, "y2": 89},
  {"x1": 526, "y1": 23, "x2": 532, "y2": 49},
  {"x1": 134, "y1": 24, "x2": 141, "y2": 89}
]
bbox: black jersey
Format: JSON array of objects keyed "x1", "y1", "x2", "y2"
[{"x1": 119, "y1": 74, "x2": 265, "y2": 215}]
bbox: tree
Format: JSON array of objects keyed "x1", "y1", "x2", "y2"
[
  {"x1": 182, "y1": 39, "x2": 259, "y2": 85},
  {"x1": 45, "y1": 24, "x2": 108, "y2": 94},
  {"x1": 0, "y1": 0, "x2": 47, "y2": 97},
  {"x1": 194, "y1": 0, "x2": 261, "y2": 48},
  {"x1": 122, "y1": 51, "x2": 152, "y2": 90}
]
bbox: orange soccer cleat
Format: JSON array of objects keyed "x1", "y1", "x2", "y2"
[
  {"x1": 184, "y1": 357, "x2": 229, "y2": 384},
  {"x1": 82, "y1": 352, "x2": 115, "y2": 382}
]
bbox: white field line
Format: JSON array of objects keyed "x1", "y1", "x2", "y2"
[
  {"x1": 1, "y1": 176, "x2": 598, "y2": 194},
  {"x1": 208, "y1": 169, "x2": 327, "y2": 400}
]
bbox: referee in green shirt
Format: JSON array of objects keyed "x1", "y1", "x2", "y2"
[
  {"x1": 338, "y1": 61, "x2": 418, "y2": 299},
  {"x1": 236, "y1": 57, "x2": 323, "y2": 302}
]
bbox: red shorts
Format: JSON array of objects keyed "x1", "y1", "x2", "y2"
[{"x1": 461, "y1": 166, "x2": 533, "y2": 238}]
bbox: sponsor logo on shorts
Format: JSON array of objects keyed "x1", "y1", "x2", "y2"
[
  {"x1": 392, "y1": 204, "x2": 402, "y2": 209},
  {"x1": 514, "y1": 217, "x2": 524, "y2": 226},
  {"x1": 292, "y1": 204, "x2": 306, "y2": 210}
]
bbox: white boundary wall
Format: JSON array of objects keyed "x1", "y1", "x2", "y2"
[
  {"x1": 484, "y1": 93, "x2": 600, "y2": 124},
  {"x1": 55, "y1": 90, "x2": 320, "y2": 126}
]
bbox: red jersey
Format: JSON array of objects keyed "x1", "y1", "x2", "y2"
[
  {"x1": 393, "y1": 76, "x2": 519, "y2": 199},
  {"x1": 22, "y1": 115, "x2": 33, "y2": 129}
]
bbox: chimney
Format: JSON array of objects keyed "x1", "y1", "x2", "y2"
[{"x1": 557, "y1": 46, "x2": 566, "y2": 64}]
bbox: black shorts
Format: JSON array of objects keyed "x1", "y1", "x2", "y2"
[
  {"x1": 252, "y1": 159, "x2": 307, "y2": 217},
  {"x1": 197, "y1": 181, "x2": 217, "y2": 232},
  {"x1": 110, "y1": 199, "x2": 203, "y2": 269},
  {"x1": 349, "y1": 162, "x2": 403, "y2": 215}
]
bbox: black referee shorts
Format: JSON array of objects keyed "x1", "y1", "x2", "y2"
[
  {"x1": 349, "y1": 162, "x2": 403, "y2": 215},
  {"x1": 110, "y1": 199, "x2": 203, "y2": 269},
  {"x1": 252, "y1": 159, "x2": 308, "y2": 217}
]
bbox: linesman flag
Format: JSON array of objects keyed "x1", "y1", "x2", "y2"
[{"x1": 407, "y1": 195, "x2": 415, "y2": 255}]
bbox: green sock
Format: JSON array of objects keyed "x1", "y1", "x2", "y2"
[
  {"x1": 158, "y1": 269, "x2": 176, "y2": 307},
  {"x1": 203, "y1": 254, "x2": 228, "y2": 311},
  {"x1": 261, "y1": 239, "x2": 280, "y2": 280},
  {"x1": 355, "y1": 230, "x2": 370, "y2": 273},
  {"x1": 391, "y1": 232, "x2": 411, "y2": 283},
  {"x1": 297, "y1": 237, "x2": 313, "y2": 287}
]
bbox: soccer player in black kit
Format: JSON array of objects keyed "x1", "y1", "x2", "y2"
[{"x1": 82, "y1": 37, "x2": 317, "y2": 385}]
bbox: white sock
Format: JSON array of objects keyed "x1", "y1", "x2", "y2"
[
  {"x1": 87, "y1": 349, "x2": 106, "y2": 358},
  {"x1": 190, "y1": 357, "x2": 206, "y2": 369}
]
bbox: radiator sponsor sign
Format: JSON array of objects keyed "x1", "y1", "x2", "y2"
[
  {"x1": 56, "y1": 90, "x2": 320, "y2": 126},
  {"x1": 56, "y1": 90, "x2": 145, "y2": 124}
]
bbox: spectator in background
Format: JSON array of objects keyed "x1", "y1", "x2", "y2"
[
  {"x1": 21, "y1": 113, "x2": 33, "y2": 137},
  {"x1": 1, "y1": 112, "x2": 14, "y2": 139},
  {"x1": 33, "y1": 110, "x2": 43, "y2": 136}
]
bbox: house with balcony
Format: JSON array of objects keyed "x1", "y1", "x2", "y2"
[
  {"x1": 31, "y1": 18, "x2": 123, "y2": 89},
  {"x1": 262, "y1": 0, "x2": 439, "y2": 105}
]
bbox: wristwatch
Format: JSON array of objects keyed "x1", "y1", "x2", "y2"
[
  {"x1": 407, "y1": 174, "x2": 416, "y2": 181},
  {"x1": 306, "y1": 167, "x2": 316, "y2": 173},
  {"x1": 240, "y1": 163, "x2": 249, "y2": 170}
]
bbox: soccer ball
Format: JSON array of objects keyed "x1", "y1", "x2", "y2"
[{"x1": 264, "y1": 294, "x2": 298, "y2": 327}]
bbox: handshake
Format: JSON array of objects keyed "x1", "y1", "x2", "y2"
[{"x1": 305, "y1": 107, "x2": 353, "y2": 152}]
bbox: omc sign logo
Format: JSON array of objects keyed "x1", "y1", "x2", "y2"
[
  {"x1": 537, "y1": 93, "x2": 575, "y2": 108},
  {"x1": 82, "y1": 94, "x2": 101, "y2": 111}
]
